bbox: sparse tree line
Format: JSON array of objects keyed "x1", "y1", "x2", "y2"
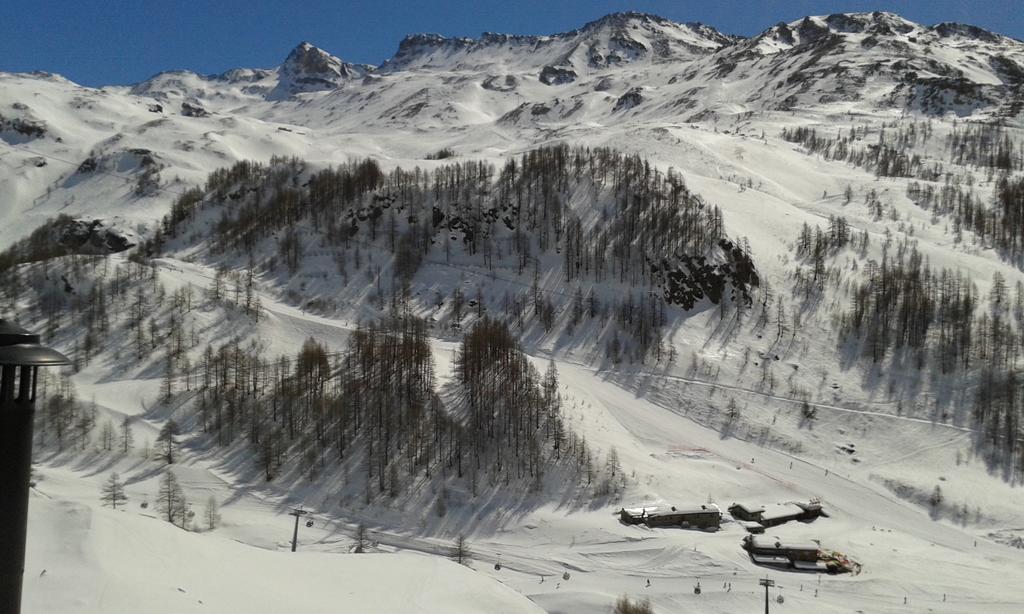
[
  {"x1": 837, "y1": 244, "x2": 979, "y2": 369},
  {"x1": 101, "y1": 470, "x2": 221, "y2": 531},
  {"x1": 823, "y1": 236, "x2": 1024, "y2": 476},
  {"x1": 783, "y1": 119, "x2": 1023, "y2": 177},
  {"x1": 792, "y1": 215, "x2": 867, "y2": 294},
  {"x1": 784, "y1": 120, "x2": 1024, "y2": 259},
  {"x1": 190, "y1": 316, "x2": 614, "y2": 502},
  {"x1": 908, "y1": 174, "x2": 1024, "y2": 261},
  {"x1": 781, "y1": 120, "x2": 1024, "y2": 474},
  {"x1": 10, "y1": 249, "x2": 624, "y2": 505},
  {"x1": 781, "y1": 123, "x2": 944, "y2": 181},
  {"x1": 136, "y1": 145, "x2": 756, "y2": 361}
]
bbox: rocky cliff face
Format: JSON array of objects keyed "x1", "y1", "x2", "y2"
[
  {"x1": 689, "y1": 11, "x2": 1024, "y2": 115},
  {"x1": 59, "y1": 218, "x2": 138, "y2": 254},
  {"x1": 275, "y1": 42, "x2": 370, "y2": 95}
]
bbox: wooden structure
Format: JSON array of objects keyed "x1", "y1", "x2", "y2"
[
  {"x1": 730, "y1": 499, "x2": 825, "y2": 531},
  {"x1": 619, "y1": 504, "x2": 722, "y2": 530},
  {"x1": 644, "y1": 504, "x2": 721, "y2": 530},
  {"x1": 619, "y1": 506, "x2": 660, "y2": 525},
  {"x1": 728, "y1": 502, "x2": 765, "y2": 522},
  {"x1": 743, "y1": 534, "x2": 821, "y2": 567}
]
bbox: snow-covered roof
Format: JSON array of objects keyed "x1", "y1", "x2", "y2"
[
  {"x1": 747, "y1": 535, "x2": 820, "y2": 552},
  {"x1": 760, "y1": 503, "x2": 805, "y2": 521},
  {"x1": 620, "y1": 506, "x2": 660, "y2": 516},
  {"x1": 730, "y1": 502, "x2": 765, "y2": 514},
  {"x1": 646, "y1": 503, "x2": 720, "y2": 517}
]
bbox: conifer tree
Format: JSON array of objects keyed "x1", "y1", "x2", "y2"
[
  {"x1": 156, "y1": 471, "x2": 187, "y2": 527},
  {"x1": 100, "y1": 472, "x2": 128, "y2": 510},
  {"x1": 156, "y1": 420, "x2": 180, "y2": 464},
  {"x1": 450, "y1": 534, "x2": 471, "y2": 566},
  {"x1": 203, "y1": 495, "x2": 221, "y2": 530}
]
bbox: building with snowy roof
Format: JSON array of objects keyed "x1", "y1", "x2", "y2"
[
  {"x1": 742, "y1": 534, "x2": 821, "y2": 566},
  {"x1": 619, "y1": 504, "x2": 722, "y2": 530}
]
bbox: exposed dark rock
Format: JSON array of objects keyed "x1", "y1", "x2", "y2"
[
  {"x1": 539, "y1": 65, "x2": 577, "y2": 86},
  {"x1": 0, "y1": 114, "x2": 46, "y2": 139},
  {"x1": 77, "y1": 156, "x2": 98, "y2": 173},
  {"x1": 181, "y1": 101, "x2": 209, "y2": 117},
  {"x1": 613, "y1": 87, "x2": 644, "y2": 112},
  {"x1": 278, "y1": 42, "x2": 368, "y2": 94},
  {"x1": 991, "y1": 56, "x2": 1024, "y2": 85},
  {"x1": 931, "y1": 22, "x2": 1003, "y2": 43},
  {"x1": 654, "y1": 239, "x2": 759, "y2": 310},
  {"x1": 59, "y1": 219, "x2": 136, "y2": 254}
]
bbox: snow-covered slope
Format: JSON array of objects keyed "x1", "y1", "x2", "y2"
[
  {"x1": 381, "y1": 12, "x2": 734, "y2": 74},
  {"x1": 7, "y1": 9, "x2": 1024, "y2": 614},
  {"x1": 692, "y1": 12, "x2": 1024, "y2": 115},
  {"x1": 3, "y1": 11, "x2": 1023, "y2": 251},
  {"x1": 21, "y1": 253, "x2": 1024, "y2": 613},
  {"x1": 25, "y1": 478, "x2": 543, "y2": 614}
]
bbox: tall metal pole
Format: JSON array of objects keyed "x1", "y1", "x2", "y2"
[
  {"x1": 759, "y1": 577, "x2": 775, "y2": 614},
  {"x1": 289, "y1": 507, "x2": 308, "y2": 552},
  {"x1": 0, "y1": 320, "x2": 69, "y2": 614}
]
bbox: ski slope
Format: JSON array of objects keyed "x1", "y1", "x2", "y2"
[
  {"x1": 18, "y1": 255, "x2": 1023, "y2": 614},
  {"x1": 8, "y1": 9, "x2": 1024, "y2": 613},
  {"x1": 25, "y1": 476, "x2": 543, "y2": 613}
]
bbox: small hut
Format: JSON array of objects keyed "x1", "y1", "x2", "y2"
[
  {"x1": 730, "y1": 499, "x2": 826, "y2": 531},
  {"x1": 728, "y1": 502, "x2": 765, "y2": 522},
  {"x1": 758, "y1": 503, "x2": 807, "y2": 528}
]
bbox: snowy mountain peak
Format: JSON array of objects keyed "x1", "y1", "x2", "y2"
[
  {"x1": 383, "y1": 12, "x2": 734, "y2": 74},
  {"x1": 576, "y1": 11, "x2": 689, "y2": 37},
  {"x1": 752, "y1": 12, "x2": 1015, "y2": 51},
  {"x1": 820, "y1": 11, "x2": 919, "y2": 35},
  {"x1": 578, "y1": 11, "x2": 737, "y2": 46},
  {"x1": 652, "y1": 10, "x2": 1021, "y2": 118},
  {"x1": 282, "y1": 42, "x2": 345, "y2": 77},
  {"x1": 747, "y1": 12, "x2": 922, "y2": 54},
  {"x1": 277, "y1": 41, "x2": 368, "y2": 93}
]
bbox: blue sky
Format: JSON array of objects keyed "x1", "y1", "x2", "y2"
[{"x1": 4, "y1": 1, "x2": 1021, "y2": 86}]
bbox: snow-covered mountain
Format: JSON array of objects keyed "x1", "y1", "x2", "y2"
[
  {"x1": 3, "y1": 11, "x2": 1024, "y2": 248},
  {"x1": 382, "y1": 12, "x2": 735, "y2": 74},
  {"x1": 7, "y1": 10, "x2": 1024, "y2": 614},
  {"x1": 695, "y1": 12, "x2": 1024, "y2": 115},
  {"x1": 130, "y1": 41, "x2": 371, "y2": 102}
]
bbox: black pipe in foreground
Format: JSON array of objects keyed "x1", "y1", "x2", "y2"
[{"x1": 0, "y1": 321, "x2": 69, "y2": 614}]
